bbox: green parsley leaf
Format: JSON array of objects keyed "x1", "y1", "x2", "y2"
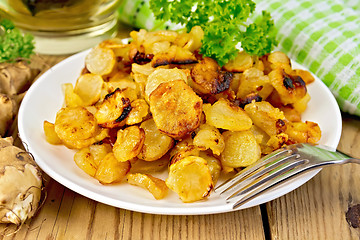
[
  {"x1": 149, "y1": 0, "x2": 278, "y2": 66},
  {"x1": 238, "y1": 11, "x2": 278, "y2": 56},
  {"x1": 0, "y1": 19, "x2": 35, "y2": 63}
]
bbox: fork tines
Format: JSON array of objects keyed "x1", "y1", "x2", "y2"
[{"x1": 215, "y1": 144, "x2": 310, "y2": 209}]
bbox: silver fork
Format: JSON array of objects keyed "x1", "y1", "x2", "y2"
[{"x1": 215, "y1": 143, "x2": 360, "y2": 209}]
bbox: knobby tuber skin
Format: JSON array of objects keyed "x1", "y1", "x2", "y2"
[
  {"x1": 0, "y1": 94, "x2": 15, "y2": 137},
  {"x1": 0, "y1": 61, "x2": 37, "y2": 96},
  {"x1": 0, "y1": 137, "x2": 42, "y2": 225},
  {"x1": 0, "y1": 61, "x2": 39, "y2": 137}
]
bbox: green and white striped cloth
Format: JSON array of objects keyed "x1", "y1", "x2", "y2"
[{"x1": 118, "y1": 0, "x2": 360, "y2": 117}]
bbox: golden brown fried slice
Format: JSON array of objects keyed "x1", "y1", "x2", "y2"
[
  {"x1": 198, "y1": 151, "x2": 222, "y2": 185},
  {"x1": 293, "y1": 69, "x2": 315, "y2": 84},
  {"x1": 250, "y1": 125, "x2": 273, "y2": 154},
  {"x1": 127, "y1": 173, "x2": 168, "y2": 200},
  {"x1": 244, "y1": 101, "x2": 286, "y2": 136},
  {"x1": 95, "y1": 88, "x2": 131, "y2": 128},
  {"x1": 113, "y1": 126, "x2": 145, "y2": 162},
  {"x1": 95, "y1": 153, "x2": 130, "y2": 184},
  {"x1": 269, "y1": 68, "x2": 307, "y2": 105},
  {"x1": 292, "y1": 93, "x2": 311, "y2": 114},
  {"x1": 130, "y1": 155, "x2": 169, "y2": 174},
  {"x1": 151, "y1": 45, "x2": 198, "y2": 67},
  {"x1": 138, "y1": 118, "x2": 174, "y2": 161},
  {"x1": 55, "y1": 107, "x2": 98, "y2": 142},
  {"x1": 220, "y1": 130, "x2": 261, "y2": 168},
  {"x1": 62, "y1": 83, "x2": 83, "y2": 107},
  {"x1": 223, "y1": 51, "x2": 253, "y2": 72},
  {"x1": 285, "y1": 121, "x2": 321, "y2": 144},
  {"x1": 74, "y1": 147, "x2": 97, "y2": 177},
  {"x1": 236, "y1": 67, "x2": 273, "y2": 100},
  {"x1": 85, "y1": 46, "x2": 116, "y2": 76},
  {"x1": 74, "y1": 73, "x2": 104, "y2": 106},
  {"x1": 89, "y1": 142, "x2": 112, "y2": 167},
  {"x1": 261, "y1": 51, "x2": 292, "y2": 74},
  {"x1": 169, "y1": 135, "x2": 200, "y2": 165},
  {"x1": 280, "y1": 105, "x2": 302, "y2": 122},
  {"x1": 193, "y1": 124, "x2": 225, "y2": 156},
  {"x1": 169, "y1": 135, "x2": 195, "y2": 157},
  {"x1": 145, "y1": 68, "x2": 189, "y2": 101},
  {"x1": 175, "y1": 26, "x2": 204, "y2": 52},
  {"x1": 266, "y1": 133, "x2": 289, "y2": 150},
  {"x1": 43, "y1": 121, "x2": 62, "y2": 145},
  {"x1": 125, "y1": 99, "x2": 149, "y2": 125},
  {"x1": 170, "y1": 146, "x2": 200, "y2": 166},
  {"x1": 203, "y1": 98, "x2": 252, "y2": 131},
  {"x1": 60, "y1": 127, "x2": 109, "y2": 149},
  {"x1": 149, "y1": 80, "x2": 203, "y2": 139},
  {"x1": 190, "y1": 57, "x2": 232, "y2": 95},
  {"x1": 166, "y1": 156, "x2": 213, "y2": 203},
  {"x1": 99, "y1": 38, "x2": 130, "y2": 62}
]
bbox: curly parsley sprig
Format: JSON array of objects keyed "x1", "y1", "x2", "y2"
[
  {"x1": 149, "y1": 0, "x2": 278, "y2": 66},
  {"x1": 0, "y1": 19, "x2": 35, "y2": 63}
]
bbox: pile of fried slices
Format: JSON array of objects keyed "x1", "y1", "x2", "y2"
[{"x1": 44, "y1": 27, "x2": 321, "y2": 203}]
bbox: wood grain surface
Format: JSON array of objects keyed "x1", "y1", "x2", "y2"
[{"x1": 1, "y1": 24, "x2": 360, "y2": 240}]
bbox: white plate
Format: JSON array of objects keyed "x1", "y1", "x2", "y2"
[{"x1": 18, "y1": 50, "x2": 342, "y2": 215}]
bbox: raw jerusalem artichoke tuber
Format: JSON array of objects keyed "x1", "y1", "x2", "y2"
[
  {"x1": 0, "y1": 137, "x2": 42, "y2": 225},
  {"x1": 0, "y1": 61, "x2": 39, "y2": 137},
  {"x1": 0, "y1": 61, "x2": 36, "y2": 96}
]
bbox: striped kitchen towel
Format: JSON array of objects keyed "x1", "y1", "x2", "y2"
[{"x1": 118, "y1": 0, "x2": 360, "y2": 117}]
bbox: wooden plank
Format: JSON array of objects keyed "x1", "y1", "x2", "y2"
[
  {"x1": 0, "y1": 179, "x2": 266, "y2": 240},
  {"x1": 266, "y1": 115, "x2": 360, "y2": 240}
]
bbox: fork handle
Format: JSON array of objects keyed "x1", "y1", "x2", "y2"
[
  {"x1": 328, "y1": 148, "x2": 360, "y2": 165},
  {"x1": 310, "y1": 146, "x2": 360, "y2": 167}
]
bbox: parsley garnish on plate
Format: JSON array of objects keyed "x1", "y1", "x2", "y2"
[
  {"x1": 149, "y1": 0, "x2": 278, "y2": 66},
  {"x1": 0, "y1": 19, "x2": 35, "y2": 63}
]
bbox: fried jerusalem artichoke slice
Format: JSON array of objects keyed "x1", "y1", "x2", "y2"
[
  {"x1": 193, "y1": 124, "x2": 225, "y2": 156},
  {"x1": 203, "y1": 98, "x2": 252, "y2": 131},
  {"x1": 43, "y1": 120, "x2": 62, "y2": 145},
  {"x1": 52, "y1": 107, "x2": 110, "y2": 149},
  {"x1": 189, "y1": 57, "x2": 232, "y2": 95},
  {"x1": 85, "y1": 46, "x2": 116, "y2": 76},
  {"x1": 198, "y1": 151, "x2": 222, "y2": 185},
  {"x1": 151, "y1": 45, "x2": 198, "y2": 67},
  {"x1": 55, "y1": 107, "x2": 98, "y2": 142},
  {"x1": 127, "y1": 173, "x2": 168, "y2": 200},
  {"x1": 261, "y1": 51, "x2": 292, "y2": 74},
  {"x1": 95, "y1": 153, "x2": 130, "y2": 184},
  {"x1": 145, "y1": 68, "x2": 189, "y2": 102},
  {"x1": 95, "y1": 88, "x2": 132, "y2": 128},
  {"x1": 74, "y1": 147, "x2": 97, "y2": 177},
  {"x1": 130, "y1": 156, "x2": 169, "y2": 174},
  {"x1": 149, "y1": 80, "x2": 203, "y2": 139},
  {"x1": 223, "y1": 51, "x2": 253, "y2": 72},
  {"x1": 138, "y1": 119, "x2": 174, "y2": 161},
  {"x1": 269, "y1": 68, "x2": 307, "y2": 105},
  {"x1": 220, "y1": 130, "x2": 261, "y2": 168},
  {"x1": 236, "y1": 67, "x2": 273, "y2": 100},
  {"x1": 285, "y1": 121, "x2": 321, "y2": 144},
  {"x1": 74, "y1": 73, "x2": 104, "y2": 106},
  {"x1": 244, "y1": 101, "x2": 287, "y2": 136},
  {"x1": 166, "y1": 156, "x2": 213, "y2": 203},
  {"x1": 113, "y1": 126, "x2": 145, "y2": 162}
]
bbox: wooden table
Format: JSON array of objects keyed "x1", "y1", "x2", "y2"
[{"x1": 1, "y1": 24, "x2": 360, "y2": 240}]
